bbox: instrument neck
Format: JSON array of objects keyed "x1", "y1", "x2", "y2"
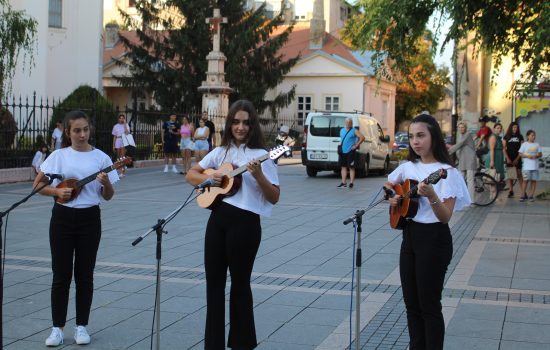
[
  {"x1": 75, "y1": 165, "x2": 115, "y2": 188},
  {"x1": 228, "y1": 153, "x2": 270, "y2": 178}
]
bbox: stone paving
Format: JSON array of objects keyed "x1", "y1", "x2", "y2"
[{"x1": 1, "y1": 160, "x2": 549, "y2": 349}]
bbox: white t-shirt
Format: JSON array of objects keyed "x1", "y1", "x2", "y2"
[
  {"x1": 388, "y1": 160, "x2": 471, "y2": 224},
  {"x1": 518, "y1": 142, "x2": 542, "y2": 171},
  {"x1": 40, "y1": 147, "x2": 119, "y2": 208},
  {"x1": 199, "y1": 143, "x2": 279, "y2": 217},
  {"x1": 52, "y1": 128, "x2": 63, "y2": 150}
]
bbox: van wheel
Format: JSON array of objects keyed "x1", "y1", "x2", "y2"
[
  {"x1": 357, "y1": 157, "x2": 369, "y2": 178},
  {"x1": 306, "y1": 166, "x2": 318, "y2": 177}
]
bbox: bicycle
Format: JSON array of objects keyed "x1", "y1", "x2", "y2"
[{"x1": 472, "y1": 153, "x2": 500, "y2": 206}]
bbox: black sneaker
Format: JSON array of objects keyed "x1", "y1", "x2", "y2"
[
  {"x1": 337, "y1": 183, "x2": 347, "y2": 188},
  {"x1": 519, "y1": 195, "x2": 528, "y2": 202},
  {"x1": 349, "y1": 183, "x2": 354, "y2": 189},
  {"x1": 529, "y1": 197, "x2": 535, "y2": 202},
  {"x1": 507, "y1": 191, "x2": 514, "y2": 198}
]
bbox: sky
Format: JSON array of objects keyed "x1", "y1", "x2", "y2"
[{"x1": 428, "y1": 14, "x2": 454, "y2": 69}]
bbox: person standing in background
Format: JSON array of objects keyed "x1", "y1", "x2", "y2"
[
  {"x1": 200, "y1": 111, "x2": 216, "y2": 152},
  {"x1": 51, "y1": 120, "x2": 64, "y2": 151},
  {"x1": 112, "y1": 114, "x2": 130, "y2": 177},
  {"x1": 179, "y1": 115, "x2": 195, "y2": 175},
  {"x1": 448, "y1": 121, "x2": 477, "y2": 202},
  {"x1": 518, "y1": 130, "x2": 543, "y2": 202},
  {"x1": 502, "y1": 121, "x2": 524, "y2": 198},
  {"x1": 32, "y1": 144, "x2": 50, "y2": 176},
  {"x1": 337, "y1": 118, "x2": 364, "y2": 189},
  {"x1": 485, "y1": 122, "x2": 505, "y2": 183},
  {"x1": 162, "y1": 113, "x2": 181, "y2": 173}
]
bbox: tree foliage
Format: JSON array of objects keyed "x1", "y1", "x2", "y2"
[
  {"x1": 0, "y1": 0, "x2": 37, "y2": 99},
  {"x1": 117, "y1": 0, "x2": 299, "y2": 114},
  {"x1": 395, "y1": 33, "x2": 450, "y2": 126},
  {"x1": 343, "y1": 0, "x2": 549, "y2": 90}
]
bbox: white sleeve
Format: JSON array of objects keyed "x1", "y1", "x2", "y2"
[
  {"x1": 388, "y1": 162, "x2": 406, "y2": 184},
  {"x1": 32, "y1": 152, "x2": 42, "y2": 168},
  {"x1": 437, "y1": 168, "x2": 471, "y2": 210},
  {"x1": 198, "y1": 147, "x2": 222, "y2": 170},
  {"x1": 261, "y1": 159, "x2": 279, "y2": 186}
]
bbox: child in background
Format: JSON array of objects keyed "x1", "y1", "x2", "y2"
[
  {"x1": 31, "y1": 144, "x2": 50, "y2": 175},
  {"x1": 518, "y1": 130, "x2": 543, "y2": 202}
]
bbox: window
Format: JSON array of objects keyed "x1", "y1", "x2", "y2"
[
  {"x1": 324, "y1": 96, "x2": 340, "y2": 111},
  {"x1": 310, "y1": 116, "x2": 346, "y2": 137},
  {"x1": 297, "y1": 96, "x2": 312, "y2": 126},
  {"x1": 49, "y1": 0, "x2": 62, "y2": 28}
]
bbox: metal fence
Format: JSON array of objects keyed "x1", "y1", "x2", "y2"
[{"x1": 0, "y1": 94, "x2": 301, "y2": 169}]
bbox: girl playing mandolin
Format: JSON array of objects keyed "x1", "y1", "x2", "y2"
[
  {"x1": 186, "y1": 100, "x2": 280, "y2": 350},
  {"x1": 385, "y1": 114, "x2": 470, "y2": 350},
  {"x1": 33, "y1": 110, "x2": 119, "y2": 347}
]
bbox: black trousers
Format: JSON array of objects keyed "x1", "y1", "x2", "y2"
[
  {"x1": 49, "y1": 203, "x2": 101, "y2": 327},
  {"x1": 204, "y1": 202, "x2": 261, "y2": 350},
  {"x1": 400, "y1": 221, "x2": 452, "y2": 350}
]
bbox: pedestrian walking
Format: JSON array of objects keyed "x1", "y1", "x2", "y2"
[
  {"x1": 32, "y1": 110, "x2": 119, "y2": 347},
  {"x1": 337, "y1": 117, "x2": 364, "y2": 189},
  {"x1": 448, "y1": 121, "x2": 476, "y2": 202},
  {"x1": 162, "y1": 113, "x2": 181, "y2": 173},
  {"x1": 518, "y1": 130, "x2": 543, "y2": 202},
  {"x1": 385, "y1": 113, "x2": 470, "y2": 350},
  {"x1": 186, "y1": 100, "x2": 280, "y2": 350},
  {"x1": 502, "y1": 121, "x2": 524, "y2": 197}
]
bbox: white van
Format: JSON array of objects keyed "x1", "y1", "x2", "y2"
[{"x1": 301, "y1": 112, "x2": 391, "y2": 177}]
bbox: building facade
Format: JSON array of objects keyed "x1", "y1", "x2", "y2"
[{"x1": 9, "y1": 0, "x2": 104, "y2": 101}]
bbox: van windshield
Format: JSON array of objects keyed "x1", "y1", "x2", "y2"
[{"x1": 310, "y1": 116, "x2": 347, "y2": 137}]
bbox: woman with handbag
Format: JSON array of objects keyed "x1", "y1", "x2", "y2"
[
  {"x1": 179, "y1": 115, "x2": 195, "y2": 175},
  {"x1": 112, "y1": 114, "x2": 130, "y2": 177},
  {"x1": 337, "y1": 117, "x2": 364, "y2": 188},
  {"x1": 503, "y1": 121, "x2": 524, "y2": 197}
]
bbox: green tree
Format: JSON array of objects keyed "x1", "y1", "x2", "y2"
[
  {"x1": 0, "y1": 0, "x2": 37, "y2": 99},
  {"x1": 117, "y1": 0, "x2": 299, "y2": 113},
  {"x1": 395, "y1": 33, "x2": 450, "y2": 126},
  {"x1": 343, "y1": 0, "x2": 549, "y2": 90}
]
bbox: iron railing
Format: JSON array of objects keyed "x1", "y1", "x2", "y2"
[{"x1": 0, "y1": 93, "x2": 301, "y2": 169}]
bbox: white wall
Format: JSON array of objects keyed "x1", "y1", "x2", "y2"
[{"x1": 9, "y1": 0, "x2": 103, "y2": 101}]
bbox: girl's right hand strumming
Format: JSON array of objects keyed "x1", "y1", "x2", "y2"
[{"x1": 56, "y1": 187, "x2": 73, "y2": 201}]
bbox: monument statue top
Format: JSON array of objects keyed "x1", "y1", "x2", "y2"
[{"x1": 205, "y1": 8, "x2": 227, "y2": 52}]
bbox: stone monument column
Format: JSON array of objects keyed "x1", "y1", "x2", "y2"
[{"x1": 198, "y1": 8, "x2": 233, "y2": 147}]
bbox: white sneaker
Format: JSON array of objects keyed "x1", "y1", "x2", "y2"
[
  {"x1": 74, "y1": 325, "x2": 91, "y2": 345},
  {"x1": 45, "y1": 327, "x2": 64, "y2": 346},
  {"x1": 171, "y1": 165, "x2": 178, "y2": 173},
  {"x1": 163, "y1": 165, "x2": 168, "y2": 173}
]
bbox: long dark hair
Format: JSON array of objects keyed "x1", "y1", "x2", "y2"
[
  {"x1": 221, "y1": 100, "x2": 266, "y2": 149},
  {"x1": 504, "y1": 121, "x2": 521, "y2": 140},
  {"x1": 407, "y1": 113, "x2": 452, "y2": 165},
  {"x1": 62, "y1": 110, "x2": 92, "y2": 148}
]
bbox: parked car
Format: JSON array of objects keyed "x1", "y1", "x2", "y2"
[
  {"x1": 392, "y1": 133, "x2": 409, "y2": 153},
  {"x1": 301, "y1": 112, "x2": 391, "y2": 177}
]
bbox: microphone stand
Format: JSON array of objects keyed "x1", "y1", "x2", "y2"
[
  {"x1": 131, "y1": 187, "x2": 202, "y2": 350},
  {"x1": 343, "y1": 196, "x2": 386, "y2": 350},
  {"x1": 0, "y1": 177, "x2": 54, "y2": 350}
]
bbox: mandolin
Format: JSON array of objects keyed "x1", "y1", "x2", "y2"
[
  {"x1": 55, "y1": 157, "x2": 132, "y2": 204},
  {"x1": 196, "y1": 145, "x2": 291, "y2": 209},
  {"x1": 386, "y1": 168, "x2": 448, "y2": 229}
]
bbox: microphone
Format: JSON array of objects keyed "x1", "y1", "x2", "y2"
[
  {"x1": 195, "y1": 177, "x2": 214, "y2": 189},
  {"x1": 44, "y1": 173, "x2": 64, "y2": 181},
  {"x1": 382, "y1": 186, "x2": 395, "y2": 199}
]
